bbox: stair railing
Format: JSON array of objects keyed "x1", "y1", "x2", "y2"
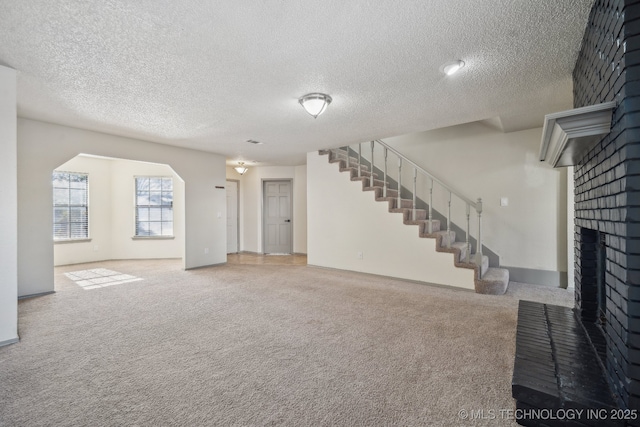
[{"x1": 335, "y1": 140, "x2": 483, "y2": 268}]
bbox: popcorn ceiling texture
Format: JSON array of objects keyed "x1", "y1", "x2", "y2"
[{"x1": 0, "y1": 0, "x2": 593, "y2": 164}]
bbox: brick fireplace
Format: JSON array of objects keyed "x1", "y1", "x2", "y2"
[
  {"x1": 573, "y1": 0, "x2": 640, "y2": 413},
  {"x1": 512, "y1": 1, "x2": 640, "y2": 424}
]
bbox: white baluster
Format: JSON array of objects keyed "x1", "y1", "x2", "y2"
[
  {"x1": 446, "y1": 192, "x2": 452, "y2": 248},
  {"x1": 358, "y1": 143, "x2": 362, "y2": 177},
  {"x1": 369, "y1": 141, "x2": 374, "y2": 188},
  {"x1": 383, "y1": 148, "x2": 388, "y2": 197},
  {"x1": 412, "y1": 168, "x2": 417, "y2": 221},
  {"x1": 397, "y1": 157, "x2": 402, "y2": 209},
  {"x1": 475, "y1": 198, "x2": 483, "y2": 268},
  {"x1": 465, "y1": 203, "x2": 471, "y2": 263},
  {"x1": 428, "y1": 179, "x2": 434, "y2": 234}
]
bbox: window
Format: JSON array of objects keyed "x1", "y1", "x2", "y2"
[
  {"x1": 135, "y1": 177, "x2": 173, "y2": 237},
  {"x1": 53, "y1": 172, "x2": 89, "y2": 241}
]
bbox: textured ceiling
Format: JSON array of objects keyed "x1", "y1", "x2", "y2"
[{"x1": 0, "y1": 0, "x2": 594, "y2": 166}]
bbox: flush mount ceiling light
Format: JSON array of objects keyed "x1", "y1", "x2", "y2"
[
  {"x1": 298, "y1": 93, "x2": 332, "y2": 118},
  {"x1": 234, "y1": 162, "x2": 248, "y2": 175},
  {"x1": 441, "y1": 60, "x2": 465, "y2": 76}
]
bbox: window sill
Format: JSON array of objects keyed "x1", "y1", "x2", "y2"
[
  {"x1": 54, "y1": 238, "x2": 92, "y2": 244},
  {"x1": 131, "y1": 236, "x2": 175, "y2": 240}
]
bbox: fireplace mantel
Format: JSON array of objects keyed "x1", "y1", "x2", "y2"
[{"x1": 538, "y1": 101, "x2": 616, "y2": 168}]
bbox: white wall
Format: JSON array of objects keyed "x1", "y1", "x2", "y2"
[
  {"x1": 383, "y1": 122, "x2": 567, "y2": 281},
  {"x1": 53, "y1": 156, "x2": 184, "y2": 266},
  {"x1": 225, "y1": 165, "x2": 307, "y2": 254},
  {"x1": 294, "y1": 165, "x2": 307, "y2": 254},
  {"x1": 18, "y1": 119, "x2": 227, "y2": 297},
  {"x1": 0, "y1": 65, "x2": 18, "y2": 345},
  {"x1": 307, "y1": 152, "x2": 475, "y2": 290}
]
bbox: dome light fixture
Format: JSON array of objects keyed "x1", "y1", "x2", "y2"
[
  {"x1": 441, "y1": 60, "x2": 465, "y2": 76},
  {"x1": 298, "y1": 93, "x2": 332, "y2": 118},
  {"x1": 234, "y1": 162, "x2": 248, "y2": 175}
]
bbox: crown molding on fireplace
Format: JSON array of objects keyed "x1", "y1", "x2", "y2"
[{"x1": 539, "y1": 101, "x2": 616, "y2": 168}]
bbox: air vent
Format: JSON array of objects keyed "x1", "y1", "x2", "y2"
[{"x1": 246, "y1": 139, "x2": 264, "y2": 145}]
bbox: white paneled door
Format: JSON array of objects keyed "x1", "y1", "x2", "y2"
[
  {"x1": 226, "y1": 180, "x2": 238, "y2": 254},
  {"x1": 263, "y1": 180, "x2": 292, "y2": 254}
]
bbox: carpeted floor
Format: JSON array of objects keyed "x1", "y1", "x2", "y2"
[{"x1": 0, "y1": 259, "x2": 573, "y2": 427}]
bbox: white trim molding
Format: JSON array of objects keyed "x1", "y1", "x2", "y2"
[
  {"x1": 539, "y1": 101, "x2": 616, "y2": 168},
  {"x1": 0, "y1": 337, "x2": 19, "y2": 347}
]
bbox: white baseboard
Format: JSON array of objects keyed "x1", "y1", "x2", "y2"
[
  {"x1": 18, "y1": 290, "x2": 55, "y2": 300},
  {"x1": 0, "y1": 336, "x2": 19, "y2": 347}
]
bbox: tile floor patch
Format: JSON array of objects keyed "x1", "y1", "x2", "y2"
[{"x1": 64, "y1": 269, "x2": 143, "y2": 290}]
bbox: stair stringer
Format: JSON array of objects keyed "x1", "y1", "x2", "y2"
[{"x1": 307, "y1": 151, "x2": 476, "y2": 291}]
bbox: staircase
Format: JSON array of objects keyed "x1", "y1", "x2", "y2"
[{"x1": 319, "y1": 141, "x2": 509, "y2": 295}]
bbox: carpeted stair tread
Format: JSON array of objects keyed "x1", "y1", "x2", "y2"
[
  {"x1": 390, "y1": 208, "x2": 428, "y2": 221},
  {"x1": 451, "y1": 241, "x2": 468, "y2": 250},
  {"x1": 327, "y1": 154, "x2": 371, "y2": 170},
  {"x1": 365, "y1": 186, "x2": 398, "y2": 198},
  {"x1": 468, "y1": 254, "x2": 489, "y2": 276},
  {"x1": 450, "y1": 242, "x2": 471, "y2": 263},
  {"x1": 380, "y1": 189, "x2": 399, "y2": 198},
  {"x1": 377, "y1": 197, "x2": 415, "y2": 209},
  {"x1": 475, "y1": 267, "x2": 509, "y2": 295},
  {"x1": 336, "y1": 161, "x2": 370, "y2": 172},
  {"x1": 406, "y1": 218, "x2": 440, "y2": 227},
  {"x1": 330, "y1": 153, "x2": 365, "y2": 166},
  {"x1": 363, "y1": 178, "x2": 387, "y2": 187},
  {"x1": 351, "y1": 169, "x2": 378, "y2": 178},
  {"x1": 433, "y1": 230, "x2": 456, "y2": 247},
  {"x1": 415, "y1": 219, "x2": 442, "y2": 234},
  {"x1": 325, "y1": 150, "x2": 376, "y2": 175},
  {"x1": 330, "y1": 152, "x2": 359, "y2": 161}
]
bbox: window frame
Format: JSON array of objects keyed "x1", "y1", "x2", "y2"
[
  {"x1": 52, "y1": 171, "x2": 90, "y2": 242},
  {"x1": 133, "y1": 176, "x2": 174, "y2": 239}
]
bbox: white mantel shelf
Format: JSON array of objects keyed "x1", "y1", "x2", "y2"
[{"x1": 538, "y1": 101, "x2": 616, "y2": 168}]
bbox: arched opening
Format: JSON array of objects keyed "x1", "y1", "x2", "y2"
[{"x1": 52, "y1": 154, "x2": 185, "y2": 290}]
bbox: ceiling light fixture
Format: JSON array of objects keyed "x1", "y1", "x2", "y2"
[
  {"x1": 234, "y1": 162, "x2": 248, "y2": 175},
  {"x1": 298, "y1": 93, "x2": 332, "y2": 118},
  {"x1": 441, "y1": 60, "x2": 465, "y2": 76}
]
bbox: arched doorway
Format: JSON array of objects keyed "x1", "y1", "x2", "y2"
[{"x1": 52, "y1": 154, "x2": 185, "y2": 289}]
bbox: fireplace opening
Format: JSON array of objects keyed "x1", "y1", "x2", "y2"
[
  {"x1": 576, "y1": 227, "x2": 610, "y2": 367},
  {"x1": 596, "y1": 231, "x2": 607, "y2": 328}
]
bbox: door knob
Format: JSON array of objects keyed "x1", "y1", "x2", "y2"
[{"x1": 284, "y1": 219, "x2": 291, "y2": 222}]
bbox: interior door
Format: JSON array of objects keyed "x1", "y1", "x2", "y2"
[
  {"x1": 226, "y1": 180, "x2": 238, "y2": 254},
  {"x1": 263, "y1": 180, "x2": 292, "y2": 254}
]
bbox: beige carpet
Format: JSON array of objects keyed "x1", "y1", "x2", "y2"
[{"x1": 0, "y1": 260, "x2": 573, "y2": 427}]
